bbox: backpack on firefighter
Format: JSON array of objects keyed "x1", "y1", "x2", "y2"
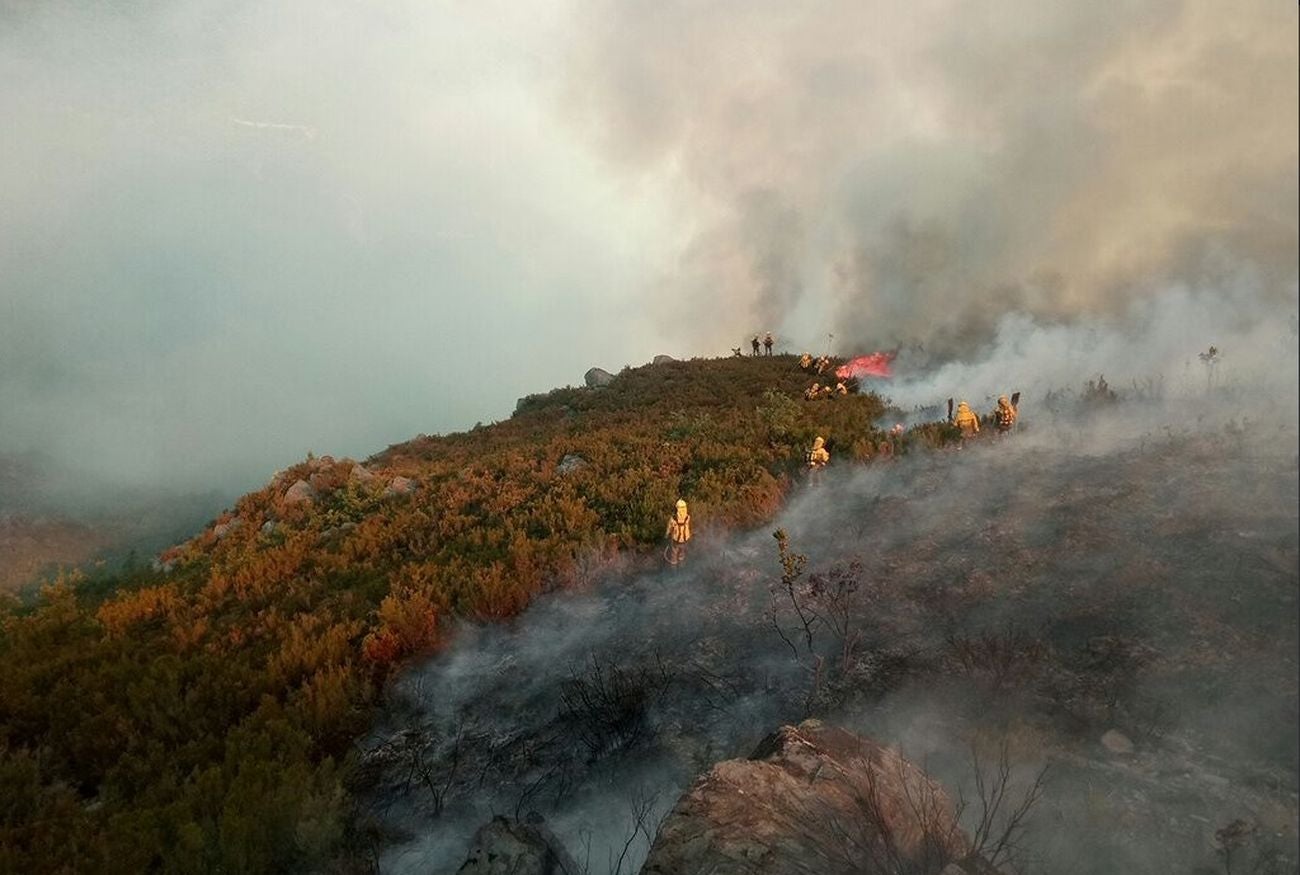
[
  {"x1": 952, "y1": 400, "x2": 980, "y2": 435},
  {"x1": 995, "y1": 393, "x2": 1019, "y2": 432}
]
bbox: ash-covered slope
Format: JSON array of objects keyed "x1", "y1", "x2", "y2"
[{"x1": 362, "y1": 393, "x2": 1298, "y2": 875}]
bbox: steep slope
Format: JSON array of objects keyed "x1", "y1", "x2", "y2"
[
  {"x1": 0, "y1": 355, "x2": 909, "y2": 874},
  {"x1": 360, "y1": 405, "x2": 1297, "y2": 875}
]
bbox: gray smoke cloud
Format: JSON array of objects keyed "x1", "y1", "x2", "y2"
[
  {"x1": 0, "y1": 0, "x2": 676, "y2": 495},
  {"x1": 3, "y1": 1, "x2": 1296, "y2": 500},
  {"x1": 563, "y1": 0, "x2": 1299, "y2": 357}
]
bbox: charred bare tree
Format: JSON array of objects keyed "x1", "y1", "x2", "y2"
[
  {"x1": 770, "y1": 531, "x2": 879, "y2": 711},
  {"x1": 962, "y1": 739, "x2": 1049, "y2": 871},
  {"x1": 558, "y1": 652, "x2": 671, "y2": 759},
  {"x1": 1214, "y1": 818, "x2": 1299, "y2": 875},
  {"x1": 573, "y1": 786, "x2": 667, "y2": 875},
  {"x1": 944, "y1": 624, "x2": 1048, "y2": 692},
  {"x1": 806, "y1": 560, "x2": 867, "y2": 669},
  {"x1": 389, "y1": 717, "x2": 466, "y2": 816},
  {"x1": 817, "y1": 739, "x2": 1048, "y2": 875},
  {"x1": 821, "y1": 757, "x2": 961, "y2": 874},
  {"x1": 513, "y1": 753, "x2": 578, "y2": 822}
]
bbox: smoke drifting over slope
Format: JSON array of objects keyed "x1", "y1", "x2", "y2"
[
  {"x1": 2, "y1": 1, "x2": 1295, "y2": 499},
  {"x1": 0, "y1": 1, "x2": 674, "y2": 493},
  {"x1": 566, "y1": 1, "x2": 1299, "y2": 357},
  {"x1": 363, "y1": 328, "x2": 1299, "y2": 872}
]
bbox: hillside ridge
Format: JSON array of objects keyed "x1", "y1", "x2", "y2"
[{"x1": 1, "y1": 353, "x2": 932, "y2": 873}]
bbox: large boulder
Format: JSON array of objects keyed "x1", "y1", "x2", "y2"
[
  {"x1": 584, "y1": 367, "x2": 615, "y2": 388},
  {"x1": 283, "y1": 479, "x2": 319, "y2": 505},
  {"x1": 641, "y1": 720, "x2": 985, "y2": 875},
  {"x1": 384, "y1": 476, "x2": 417, "y2": 498},
  {"x1": 652, "y1": 354, "x2": 676, "y2": 365},
  {"x1": 456, "y1": 815, "x2": 578, "y2": 875},
  {"x1": 349, "y1": 464, "x2": 378, "y2": 485},
  {"x1": 212, "y1": 518, "x2": 244, "y2": 540}
]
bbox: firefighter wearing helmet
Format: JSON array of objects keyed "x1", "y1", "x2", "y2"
[
  {"x1": 808, "y1": 436, "x2": 830, "y2": 469},
  {"x1": 665, "y1": 499, "x2": 692, "y2": 566},
  {"x1": 953, "y1": 400, "x2": 980, "y2": 436},
  {"x1": 807, "y1": 435, "x2": 830, "y2": 485},
  {"x1": 995, "y1": 395, "x2": 1018, "y2": 432}
]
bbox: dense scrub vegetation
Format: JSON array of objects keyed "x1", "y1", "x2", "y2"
[{"x1": 0, "y1": 354, "x2": 960, "y2": 873}]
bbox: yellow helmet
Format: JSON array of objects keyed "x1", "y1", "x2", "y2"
[
  {"x1": 675, "y1": 499, "x2": 688, "y2": 510},
  {"x1": 998, "y1": 395, "x2": 1010, "y2": 406},
  {"x1": 957, "y1": 400, "x2": 970, "y2": 410},
  {"x1": 813, "y1": 436, "x2": 825, "y2": 449}
]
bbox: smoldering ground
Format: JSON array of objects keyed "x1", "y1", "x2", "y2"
[{"x1": 357, "y1": 314, "x2": 1299, "y2": 874}]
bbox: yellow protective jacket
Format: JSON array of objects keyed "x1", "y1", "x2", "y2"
[
  {"x1": 808, "y1": 437, "x2": 830, "y2": 468},
  {"x1": 666, "y1": 512, "x2": 692, "y2": 543},
  {"x1": 954, "y1": 402, "x2": 980, "y2": 434}
]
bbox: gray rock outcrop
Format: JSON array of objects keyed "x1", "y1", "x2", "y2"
[
  {"x1": 456, "y1": 815, "x2": 578, "y2": 875},
  {"x1": 584, "y1": 367, "x2": 615, "y2": 388},
  {"x1": 653, "y1": 355, "x2": 676, "y2": 365},
  {"x1": 384, "y1": 476, "x2": 417, "y2": 498},
  {"x1": 283, "y1": 479, "x2": 319, "y2": 505},
  {"x1": 641, "y1": 720, "x2": 987, "y2": 875},
  {"x1": 1101, "y1": 729, "x2": 1134, "y2": 755}
]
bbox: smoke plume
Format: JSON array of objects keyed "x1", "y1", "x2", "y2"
[{"x1": 563, "y1": 0, "x2": 1299, "y2": 358}]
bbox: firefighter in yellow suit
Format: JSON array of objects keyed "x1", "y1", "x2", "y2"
[
  {"x1": 994, "y1": 395, "x2": 1018, "y2": 432},
  {"x1": 953, "y1": 400, "x2": 980, "y2": 436},
  {"x1": 666, "y1": 499, "x2": 692, "y2": 566},
  {"x1": 807, "y1": 436, "x2": 830, "y2": 484}
]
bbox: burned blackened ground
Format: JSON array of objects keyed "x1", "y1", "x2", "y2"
[{"x1": 356, "y1": 404, "x2": 1299, "y2": 874}]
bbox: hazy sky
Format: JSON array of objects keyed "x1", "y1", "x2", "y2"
[{"x1": 2, "y1": 1, "x2": 1296, "y2": 494}]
